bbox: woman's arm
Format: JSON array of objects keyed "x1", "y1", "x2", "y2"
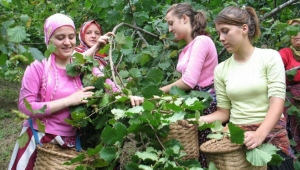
[
  {"x1": 160, "y1": 78, "x2": 191, "y2": 93},
  {"x1": 200, "y1": 107, "x2": 230, "y2": 123},
  {"x1": 244, "y1": 97, "x2": 284, "y2": 149},
  {"x1": 47, "y1": 86, "x2": 95, "y2": 114},
  {"x1": 244, "y1": 51, "x2": 286, "y2": 149}
]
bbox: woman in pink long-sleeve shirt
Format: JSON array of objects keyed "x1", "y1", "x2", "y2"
[
  {"x1": 163, "y1": 3, "x2": 218, "y2": 168},
  {"x1": 9, "y1": 13, "x2": 95, "y2": 170}
]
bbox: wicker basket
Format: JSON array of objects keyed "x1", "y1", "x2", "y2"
[
  {"x1": 34, "y1": 143, "x2": 91, "y2": 170},
  {"x1": 165, "y1": 122, "x2": 199, "y2": 160},
  {"x1": 199, "y1": 137, "x2": 267, "y2": 170}
]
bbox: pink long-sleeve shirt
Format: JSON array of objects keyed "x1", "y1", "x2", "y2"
[
  {"x1": 177, "y1": 35, "x2": 218, "y2": 88},
  {"x1": 20, "y1": 60, "x2": 77, "y2": 136}
]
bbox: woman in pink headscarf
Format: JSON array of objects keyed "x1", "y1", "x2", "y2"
[{"x1": 8, "y1": 13, "x2": 95, "y2": 170}]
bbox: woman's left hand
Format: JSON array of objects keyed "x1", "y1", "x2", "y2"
[
  {"x1": 129, "y1": 95, "x2": 144, "y2": 107},
  {"x1": 244, "y1": 131, "x2": 266, "y2": 150}
]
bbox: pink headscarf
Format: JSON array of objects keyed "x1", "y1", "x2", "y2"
[{"x1": 44, "y1": 13, "x2": 75, "y2": 45}]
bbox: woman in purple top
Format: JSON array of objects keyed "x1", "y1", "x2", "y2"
[{"x1": 162, "y1": 3, "x2": 218, "y2": 168}]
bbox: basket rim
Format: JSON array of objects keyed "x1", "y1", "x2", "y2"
[
  {"x1": 36, "y1": 143, "x2": 81, "y2": 159},
  {"x1": 200, "y1": 137, "x2": 243, "y2": 154}
]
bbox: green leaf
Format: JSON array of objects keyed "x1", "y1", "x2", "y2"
[
  {"x1": 198, "y1": 122, "x2": 215, "y2": 131},
  {"x1": 66, "y1": 63, "x2": 81, "y2": 77},
  {"x1": 228, "y1": 122, "x2": 245, "y2": 144},
  {"x1": 111, "y1": 108, "x2": 125, "y2": 120},
  {"x1": 184, "y1": 97, "x2": 198, "y2": 106},
  {"x1": 115, "y1": 32, "x2": 126, "y2": 45},
  {"x1": 210, "y1": 120, "x2": 223, "y2": 132},
  {"x1": 195, "y1": 110, "x2": 200, "y2": 121},
  {"x1": 142, "y1": 101, "x2": 155, "y2": 111},
  {"x1": 94, "y1": 77, "x2": 105, "y2": 90},
  {"x1": 44, "y1": 43, "x2": 56, "y2": 58},
  {"x1": 169, "y1": 86, "x2": 186, "y2": 96},
  {"x1": 17, "y1": 132, "x2": 29, "y2": 148},
  {"x1": 28, "y1": 47, "x2": 45, "y2": 61},
  {"x1": 106, "y1": 10, "x2": 121, "y2": 25},
  {"x1": 100, "y1": 146, "x2": 117, "y2": 163},
  {"x1": 119, "y1": 70, "x2": 129, "y2": 78},
  {"x1": 20, "y1": 14, "x2": 30, "y2": 23},
  {"x1": 258, "y1": 143, "x2": 279, "y2": 155},
  {"x1": 101, "y1": 122, "x2": 127, "y2": 145},
  {"x1": 158, "y1": 62, "x2": 171, "y2": 70},
  {"x1": 126, "y1": 106, "x2": 144, "y2": 114},
  {"x1": 99, "y1": 93, "x2": 110, "y2": 107},
  {"x1": 166, "y1": 111, "x2": 185, "y2": 122},
  {"x1": 136, "y1": 151, "x2": 158, "y2": 161},
  {"x1": 268, "y1": 153, "x2": 284, "y2": 166},
  {"x1": 138, "y1": 165, "x2": 153, "y2": 170},
  {"x1": 286, "y1": 69, "x2": 297, "y2": 81},
  {"x1": 63, "y1": 153, "x2": 85, "y2": 165},
  {"x1": 142, "y1": 84, "x2": 163, "y2": 98},
  {"x1": 87, "y1": 143, "x2": 103, "y2": 156},
  {"x1": 129, "y1": 68, "x2": 142, "y2": 78},
  {"x1": 7, "y1": 26, "x2": 26, "y2": 43},
  {"x1": 139, "y1": 53, "x2": 151, "y2": 65},
  {"x1": 246, "y1": 148, "x2": 272, "y2": 166},
  {"x1": 146, "y1": 68, "x2": 163, "y2": 83},
  {"x1": 84, "y1": 0, "x2": 92, "y2": 8},
  {"x1": 208, "y1": 161, "x2": 217, "y2": 170},
  {"x1": 165, "y1": 103, "x2": 182, "y2": 112},
  {"x1": 96, "y1": 0, "x2": 112, "y2": 8},
  {"x1": 36, "y1": 119, "x2": 45, "y2": 133},
  {"x1": 72, "y1": 52, "x2": 85, "y2": 64},
  {"x1": 294, "y1": 160, "x2": 300, "y2": 170}
]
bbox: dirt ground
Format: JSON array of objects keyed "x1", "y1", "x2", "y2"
[{"x1": 0, "y1": 78, "x2": 21, "y2": 169}]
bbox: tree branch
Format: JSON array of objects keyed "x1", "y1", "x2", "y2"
[
  {"x1": 108, "y1": 23, "x2": 159, "y2": 89},
  {"x1": 260, "y1": 0, "x2": 298, "y2": 21}
]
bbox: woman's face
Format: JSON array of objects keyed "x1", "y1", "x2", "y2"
[
  {"x1": 84, "y1": 23, "x2": 101, "y2": 47},
  {"x1": 50, "y1": 26, "x2": 76, "y2": 60},
  {"x1": 291, "y1": 21, "x2": 300, "y2": 48},
  {"x1": 215, "y1": 23, "x2": 245, "y2": 53},
  {"x1": 165, "y1": 11, "x2": 188, "y2": 40}
]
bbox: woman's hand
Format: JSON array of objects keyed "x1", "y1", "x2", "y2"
[
  {"x1": 97, "y1": 32, "x2": 115, "y2": 48},
  {"x1": 67, "y1": 86, "x2": 95, "y2": 106},
  {"x1": 129, "y1": 95, "x2": 144, "y2": 107},
  {"x1": 244, "y1": 131, "x2": 266, "y2": 150}
]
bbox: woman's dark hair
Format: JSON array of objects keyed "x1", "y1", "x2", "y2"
[
  {"x1": 166, "y1": 3, "x2": 208, "y2": 39},
  {"x1": 214, "y1": 6, "x2": 261, "y2": 42}
]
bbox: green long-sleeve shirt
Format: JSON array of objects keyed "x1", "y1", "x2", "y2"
[{"x1": 214, "y1": 48, "x2": 286, "y2": 125}]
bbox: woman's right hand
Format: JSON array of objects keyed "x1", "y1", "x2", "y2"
[
  {"x1": 97, "y1": 32, "x2": 115, "y2": 48},
  {"x1": 67, "y1": 86, "x2": 95, "y2": 106}
]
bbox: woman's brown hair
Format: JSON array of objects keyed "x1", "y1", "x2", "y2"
[
  {"x1": 166, "y1": 3, "x2": 208, "y2": 39},
  {"x1": 214, "y1": 6, "x2": 261, "y2": 42}
]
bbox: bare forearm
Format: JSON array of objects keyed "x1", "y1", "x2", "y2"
[
  {"x1": 82, "y1": 45, "x2": 99, "y2": 57},
  {"x1": 160, "y1": 78, "x2": 191, "y2": 93},
  {"x1": 200, "y1": 107, "x2": 230, "y2": 123},
  {"x1": 47, "y1": 97, "x2": 71, "y2": 114}
]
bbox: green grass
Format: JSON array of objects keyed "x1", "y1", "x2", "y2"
[{"x1": 0, "y1": 78, "x2": 21, "y2": 169}]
